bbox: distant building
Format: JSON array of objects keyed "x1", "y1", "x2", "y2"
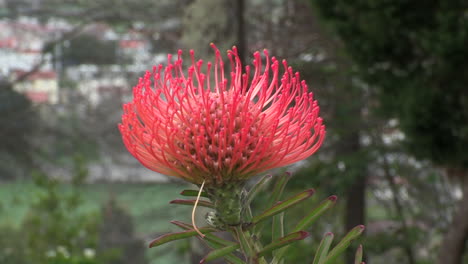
[
  {"x1": 11, "y1": 70, "x2": 59, "y2": 104},
  {"x1": 0, "y1": 18, "x2": 57, "y2": 75},
  {"x1": 0, "y1": 17, "x2": 163, "y2": 106},
  {"x1": 65, "y1": 64, "x2": 129, "y2": 106}
]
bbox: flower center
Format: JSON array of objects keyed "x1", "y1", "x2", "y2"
[{"x1": 175, "y1": 92, "x2": 261, "y2": 184}]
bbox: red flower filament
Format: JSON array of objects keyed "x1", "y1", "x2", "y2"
[{"x1": 119, "y1": 44, "x2": 325, "y2": 185}]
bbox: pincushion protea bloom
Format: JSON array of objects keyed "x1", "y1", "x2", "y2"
[{"x1": 119, "y1": 44, "x2": 325, "y2": 186}]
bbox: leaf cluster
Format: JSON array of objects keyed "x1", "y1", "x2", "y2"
[
  {"x1": 313, "y1": 0, "x2": 468, "y2": 168},
  {"x1": 149, "y1": 174, "x2": 365, "y2": 264}
]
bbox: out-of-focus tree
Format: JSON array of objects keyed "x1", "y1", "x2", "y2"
[
  {"x1": 291, "y1": 41, "x2": 368, "y2": 264},
  {"x1": 1, "y1": 164, "x2": 103, "y2": 264},
  {"x1": 0, "y1": 82, "x2": 37, "y2": 180},
  {"x1": 234, "y1": 0, "x2": 246, "y2": 64},
  {"x1": 245, "y1": 0, "x2": 325, "y2": 59},
  {"x1": 21, "y1": 174, "x2": 100, "y2": 263},
  {"x1": 62, "y1": 34, "x2": 118, "y2": 66},
  {"x1": 181, "y1": 0, "x2": 235, "y2": 57},
  {"x1": 254, "y1": 1, "x2": 454, "y2": 263},
  {"x1": 313, "y1": 1, "x2": 468, "y2": 263},
  {"x1": 98, "y1": 198, "x2": 147, "y2": 264},
  {"x1": 0, "y1": 160, "x2": 147, "y2": 263}
]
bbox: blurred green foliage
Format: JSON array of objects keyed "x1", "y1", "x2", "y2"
[
  {"x1": 0, "y1": 154, "x2": 189, "y2": 264},
  {"x1": 312, "y1": 1, "x2": 468, "y2": 262},
  {"x1": 0, "y1": 178, "x2": 191, "y2": 264},
  {"x1": 62, "y1": 34, "x2": 118, "y2": 66},
  {"x1": 181, "y1": 0, "x2": 235, "y2": 58},
  {"x1": 0, "y1": 84, "x2": 37, "y2": 179},
  {"x1": 0, "y1": 171, "x2": 102, "y2": 264},
  {"x1": 313, "y1": 0, "x2": 468, "y2": 169}
]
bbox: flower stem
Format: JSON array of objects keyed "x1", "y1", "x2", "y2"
[
  {"x1": 233, "y1": 225, "x2": 258, "y2": 264},
  {"x1": 231, "y1": 224, "x2": 270, "y2": 264},
  {"x1": 206, "y1": 182, "x2": 246, "y2": 226}
]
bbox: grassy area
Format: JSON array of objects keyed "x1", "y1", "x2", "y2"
[{"x1": 0, "y1": 180, "x2": 195, "y2": 264}]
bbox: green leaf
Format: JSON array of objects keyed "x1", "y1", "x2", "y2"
[
  {"x1": 245, "y1": 175, "x2": 272, "y2": 223},
  {"x1": 180, "y1": 189, "x2": 209, "y2": 198},
  {"x1": 245, "y1": 174, "x2": 272, "y2": 205},
  {"x1": 171, "y1": 221, "x2": 233, "y2": 246},
  {"x1": 313, "y1": 232, "x2": 334, "y2": 264},
  {"x1": 169, "y1": 199, "x2": 214, "y2": 208},
  {"x1": 148, "y1": 227, "x2": 217, "y2": 248},
  {"x1": 354, "y1": 244, "x2": 363, "y2": 264},
  {"x1": 254, "y1": 173, "x2": 291, "y2": 234},
  {"x1": 170, "y1": 220, "x2": 193, "y2": 230},
  {"x1": 272, "y1": 212, "x2": 285, "y2": 242},
  {"x1": 267, "y1": 172, "x2": 292, "y2": 208},
  {"x1": 252, "y1": 189, "x2": 315, "y2": 224},
  {"x1": 171, "y1": 221, "x2": 243, "y2": 264},
  {"x1": 257, "y1": 231, "x2": 309, "y2": 257},
  {"x1": 324, "y1": 225, "x2": 365, "y2": 264},
  {"x1": 234, "y1": 226, "x2": 255, "y2": 258},
  {"x1": 272, "y1": 196, "x2": 338, "y2": 262},
  {"x1": 293, "y1": 195, "x2": 337, "y2": 232},
  {"x1": 223, "y1": 254, "x2": 246, "y2": 264},
  {"x1": 200, "y1": 244, "x2": 242, "y2": 264}
]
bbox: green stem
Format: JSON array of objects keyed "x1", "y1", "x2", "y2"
[
  {"x1": 205, "y1": 181, "x2": 269, "y2": 263},
  {"x1": 206, "y1": 182, "x2": 246, "y2": 226},
  {"x1": 231, "y1": 225, "x2": 269, "y2": 264},
  {"x1": 233, "y1": 225, "x2": 256, "y2": 263}
]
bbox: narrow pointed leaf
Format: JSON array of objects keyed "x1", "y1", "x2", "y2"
[
  {"x1": 252, "y1": 189, "x2": 315, "y2": 224},
  {"x1": 313, "y1": 232, "x2": 334, "y2": 264},
  {"x1": 267, "y1": 172, "x2": 291, "y2": 208},
  {"x1": 272, "y1": 212, "x2": 285, "y2": 242},
  {"x1": 258, "y1": 231, "x2": 309, "y2": 257},
  {"x1": 200, "y1": 244, "x2": 241, "y2": 263},
  {"x1": 180, "y1": 189, "x2": 209, "y2": 198},
  {"x1": 169, "y1": 199, "x2": 214, "y2": 208},
  {"x1": 254, "y1": 173, "x2": 291, "y2": 234},
  {"x1": 354, "y1": 244, "x2": 363, "y2": 264},
  {"x1": 270, "y1": 195, "x2": 333, "y2": 262},
  {"x1": 325, "y1": 225, "x2": 365, "y2": 264},
  {"x1": 148, "y1": 227, "x2": 217, "y2": 248},
  {"x1": 293, "y1": 195, "x2": 337, "y2": 232},
  {"x1": 234, "y1": 226, "x2": 255, "y2": 258},
  {"x1": 171, "y1": 221, "x2": 233, "y2": 246},
  {"x1": 222, "y1": 254, "x2": 246, "y2": 264},
  {"x1": 170, "y1": 220, "x2": 194, "y2": 230},
  {"x1": 171, "y1": 221, "x2": 242, "y2": 264},
  {"x1": 245, "y1": 174, "x2": 272, "y2": 205}
]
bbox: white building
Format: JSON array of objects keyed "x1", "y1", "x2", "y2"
[{"x1": 11, "y1": 70, "x2": 59, "y2": 104}]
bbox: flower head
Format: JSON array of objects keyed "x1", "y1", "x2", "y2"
[{"x1": 119, "y1": 44, "x2": 325, "y2": 185}]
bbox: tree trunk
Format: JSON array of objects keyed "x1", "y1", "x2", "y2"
[
  {"x1": 382, "y1": 154, "x2": 416, "y2": 264},
  {"x1": 345, "y1": 173, "x2": 366, "y2": 264},
  {"x1": 438, "y1": 171, "x2": 468, "y2": 264},
  {"x1": 235, "y1": 0, "x2": 246, "y2": 65},
  {"x1": 343, "y1": 132, "x2": 367, "y2": 264}
]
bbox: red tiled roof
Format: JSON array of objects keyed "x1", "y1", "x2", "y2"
[
  {"x1": 25, "y1": 91, "x2": 49, "y2": 103},
  {"x1": 13, "y1": 70, "x2": 57, "y2": 80},
  {"x1": 119, "y1": 40, "x2": 144, "y2": 48}
]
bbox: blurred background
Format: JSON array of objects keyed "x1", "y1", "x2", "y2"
[{"x1": 0, "y1": 0, "x2": 467, "y2": 263}]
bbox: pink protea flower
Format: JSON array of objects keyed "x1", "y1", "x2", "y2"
[{"x1": 119, "y1": 44, "x2": 325, "y2": 186}]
